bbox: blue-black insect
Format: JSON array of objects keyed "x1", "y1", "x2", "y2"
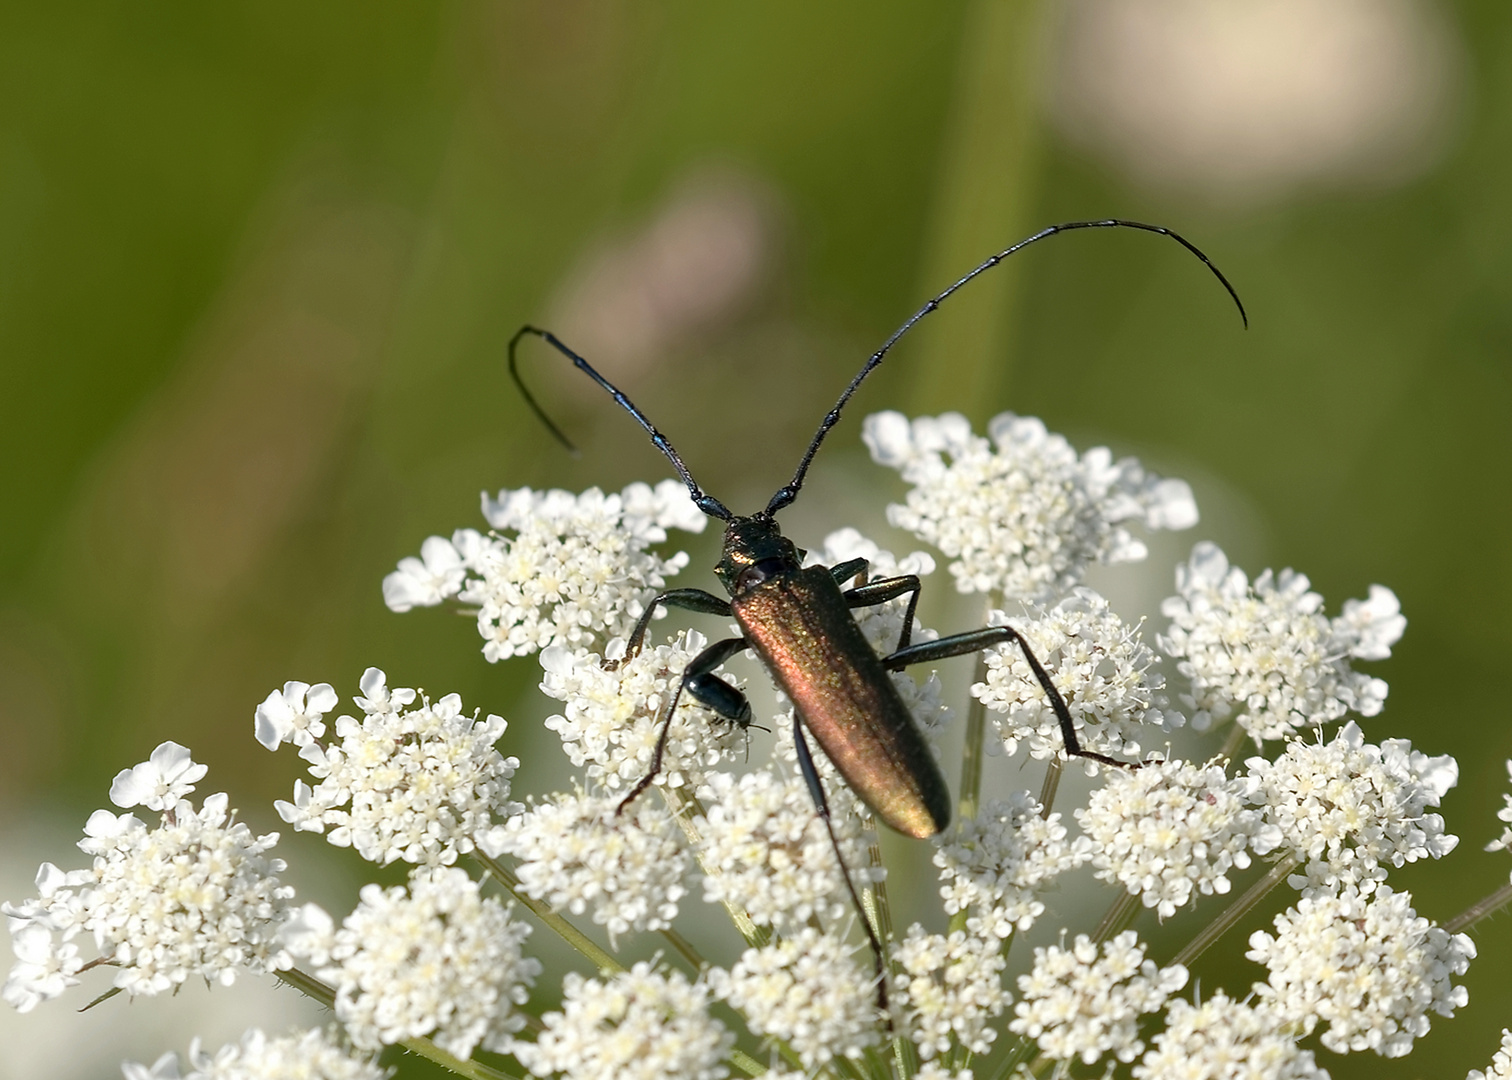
[{"x1": 509, "y1": 218, "x2": 1246, "y2": 1011}]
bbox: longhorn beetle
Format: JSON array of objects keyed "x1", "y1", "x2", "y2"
[{"x1": 509, "y1": 219, "x2": 1246, "y2": 1012}]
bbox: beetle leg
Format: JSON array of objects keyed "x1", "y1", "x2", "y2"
[
  {"x1": 617, "y1": 635, "x2": 749, "y2": 815},
  {"x1": 842, "y1": 573, "x2": 923, "y2": 651},
  {"x1": 791, "y1": 714, "x2": 892, "y2": 1024},
  {"x1": 612, "y1": 588, "x2": 734, "y2": 668},
  {"x1": 827, "y1": 557, "x2": 870, "y2": 588},
  {"x1": 881, "y1": 625, "x2": 1136, "y2": 771}
]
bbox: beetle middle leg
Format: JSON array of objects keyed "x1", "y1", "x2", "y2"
[
  {"x1": 616, "y1": 634, "x2": 752, "y2": 814},
  {"x1": 881, "y1": 625, "x2": 1137, "y2": 771}
]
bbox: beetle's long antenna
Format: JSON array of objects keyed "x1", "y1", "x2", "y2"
[
  {"x1": 764, "y1": 219, "x2": 1248, "y2": 517},
  {"x1": 509, "y1": 326, "x2": 733, "y2": 522}
]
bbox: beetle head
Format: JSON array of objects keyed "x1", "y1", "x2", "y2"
[{"x1": 715, "y1": 515, "x2": 803, "y2": 596}]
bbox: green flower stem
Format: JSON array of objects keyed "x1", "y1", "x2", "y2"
[
  {"x1": 861, "y1": 835, "x2": 915, "y2": 1080},
  {"x1": 1169, "y1": 856, "x2": 1301, "y2": 969},
  {"x1": 276, "y1": 969, "x2": 520, "y2": 1080},
  {"x1": 990, "y1": 1034, "x2": 1038, "y2": 1080},
  {"x1": 726, "y1": 1048, "x2": 768, "y2": 1078},
  {"x1": 904, "y1": 0, "x2": 1051, "y2": 417},
  {"x1": 1445, "y1": 879, "x2": 1512, "y2": 934},
  {"x1": 660, "y1": 926, "x2": 706, "y2": 972},
  {"x1": 1218, "y1": 723, "x2": 1251, "y2": 764},
  {"x1": 1091, "y1": 888, "x2": 1141, "y2": 945},
  {"x1": 957, "y1": 654, "x2": 990, "y2": 825},
  {"x1": 475, "y1": 852, "x2": 624, "y2": 976},
  {"x1": 397, "y1": 1038, "x2": 522, "y2": 1080},
  {"x1": 957, "y1": 593, "x2": 998, "y2": 826},
  {"x1": 1037, "y1": 758, "x2": 1063, "y2": 818},
  {"x1": 668, "y1": 787, "x2": 770, "y2": 950}
]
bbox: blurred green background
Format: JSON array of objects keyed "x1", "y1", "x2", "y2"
[{"x1": 2, "y1": 1, "x2": 1510, "y2": 1076}]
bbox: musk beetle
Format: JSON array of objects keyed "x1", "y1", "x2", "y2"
[{"x1": 509, "y1": 218, "x2": 1246, "y2": 1010}]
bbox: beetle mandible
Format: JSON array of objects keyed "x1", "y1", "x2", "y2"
[{"x1": 509, "y1": 218, "x2": 1246, "y2": 1003}]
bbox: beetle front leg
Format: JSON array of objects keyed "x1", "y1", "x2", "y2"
[
  {"x1": 617, "y1": 635, "x2": 750, "y2": 815},
  {"x1": 881, "y1": 625, "x2": 1136, "y2": 770},
  {"x1": 611, "y1": 588, "x2": 734, "y2": 668},
  {"x1": 841, "y1": 573, "x2": 923, "y2": 651}
]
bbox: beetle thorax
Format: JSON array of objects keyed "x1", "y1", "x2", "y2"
[{"x1": 715, "y1": 516, "x2": 803, "y2": 597}]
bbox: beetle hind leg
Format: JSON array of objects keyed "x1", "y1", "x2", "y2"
[
  {"x1": 881, "y1": 624, "x2": 1139, "y2": 771},
  {"x1": 791, "y1": 715, "x2": 893, "y2": 1025}
]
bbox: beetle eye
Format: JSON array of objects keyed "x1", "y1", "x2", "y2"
[{"x1": 735, "y1": 558, "x2": 784, "y2": 593}]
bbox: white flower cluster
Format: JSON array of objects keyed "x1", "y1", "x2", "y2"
[
  {"x1": 3, "y1": 744, "x2": 292, "y2": 1012},
  {"x1": 267, "y1": 669, "x2": 520, "y2": 867},
  {"x1": 1246, "y1": 884, "x2": 1474, "y2": 1057},
  {"x1": 9, "y1": 407, "x2": 1492, "y2": 1080},
  {"x1": 973, "y1": 588, "x2": 1183, "y2": 762},
  {"x1": 123, "y1": 1028, "x2": 389, "y2": 1080},
  {"x1": 891, "y1": 924, "x2": 1009, "y2": 1060},
  {"x1": 1470, "y1": 1030, "x2": 1512, "y2": 1080},
  {"x1": 1133, "y1": 992, "x2": 1327, "y2": 1080},
  {"x1": 516, "y1": 962, "x2": 732, "y2": 1080},
  {"x1": 863, "y1": 410, "x2": 1196, "y2": 600},
  {"x1": 1010, "y1": 931, "x2": 1189, "y2": 1065},
  {"x1": 695, "y1": 764, "x2": 875, "y2": 932},
  {"x1": 282, "y1": 868, "x2": 539, "y2": 1059},
  {"x1": 485, "y1": 789, "x2": 689, "y2": 945},
  {"x1": 933, "y1": 791, "x2": 1091, "y2": 937},
  {"x1": 383, "y1": 480, "x2": 705, "y2": 661},
  {"x1": 1160, "y1": 542, "x2": 1404, "y2": 743},
  {"x1": 708, "y1": 927, "x2": 882, "y2": 1069},
  {"x1": 1245, "y1": 721, "x2": 1458, "y2": 893},
  {"x1": 539, "y1": 632, "x2": 738, "y2": 795},
  {"x1": 1078, "y1": 757, "x2": 1280, "y2": 918}
]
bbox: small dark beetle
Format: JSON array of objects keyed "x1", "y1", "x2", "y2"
[{"x1": 510, "y1": 219, "x2": 1245, "y2": 1005}]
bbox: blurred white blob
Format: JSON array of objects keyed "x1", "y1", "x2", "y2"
[
  {"x1": 548, "y1": 167, "x2": 778, "y2": 375},
  {"x1": 1049, "y1": 0, "x2": 1464, "y2": 203}
]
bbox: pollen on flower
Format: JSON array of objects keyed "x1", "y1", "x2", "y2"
[
  {"x1": 539, "y1": 632, "x2": 739, "y2": 796},
  {"x1": 695, "y1": 763, "x2": 876, "y2": 932},
  {"x1": 271, "y1": 669, "x2": 520, "y2": 867},
  {"x1": 1010, "y1": 930, "x2": 1188, "y2": 1066},
  {"x1": 891, "y1": 924, "x2": 1009, "y2": 1060},
  {"x1": 383, "y1": 480, "x2": 704, "y2": 661},
  {"x1": 862, "y1": 410, "x2": 1196, "y2": 601},
  {"x1": 1246, "y1": 883, "x2": 1474, "y2": 1057},
  {"x1": 1133, "y1": 992, "x2": 1328, "y2": 1080},
  {"x1": 709, "y1": 927, "x2": 884, "y2": 1068},
  {"x1": 514, "y1": 961, "x2": 732, "y2": 1080},
  {"x1": 1077, "y1": 757, "x2": 1280, "y2": 918},
  {"x1": 284, "y1": 867, "x2": 540, "y2": 1060},
  {"x1": 3, "y1": 744, "x2": 293, "y2": 1012},
  {"x1": 934, "y1": 790, "x2": 1092, "y2": 937},
  {"x1": 1160, "y1": 542, "x2": 1404, "y2": 743},
  {"x1": 973, "y1": 588, "x2": 1183, "y2": 763},
  {"x1": 1244, "y1": 720, "x2": 1458, "y2": 893},
  {"x1": 483, "y1": 789, "x2": 689, "y2": 946}
]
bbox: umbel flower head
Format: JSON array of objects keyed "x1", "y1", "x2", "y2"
[
  {"x1": 6, "y1": 408, "x2": 1493, "y2": 1080},
  {"x1": 1161, "y1": 541, "x2": 1404, "y2": 744},
  {"x1": 383, "y1": 480, "x2": 706, "y2": 661},
  {"x1": 3, "y1": 744, "x2": 293, "y2": 1013},
  {"x1": 864, "y1": 410, "x2": 1197, "y2": 600}
]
